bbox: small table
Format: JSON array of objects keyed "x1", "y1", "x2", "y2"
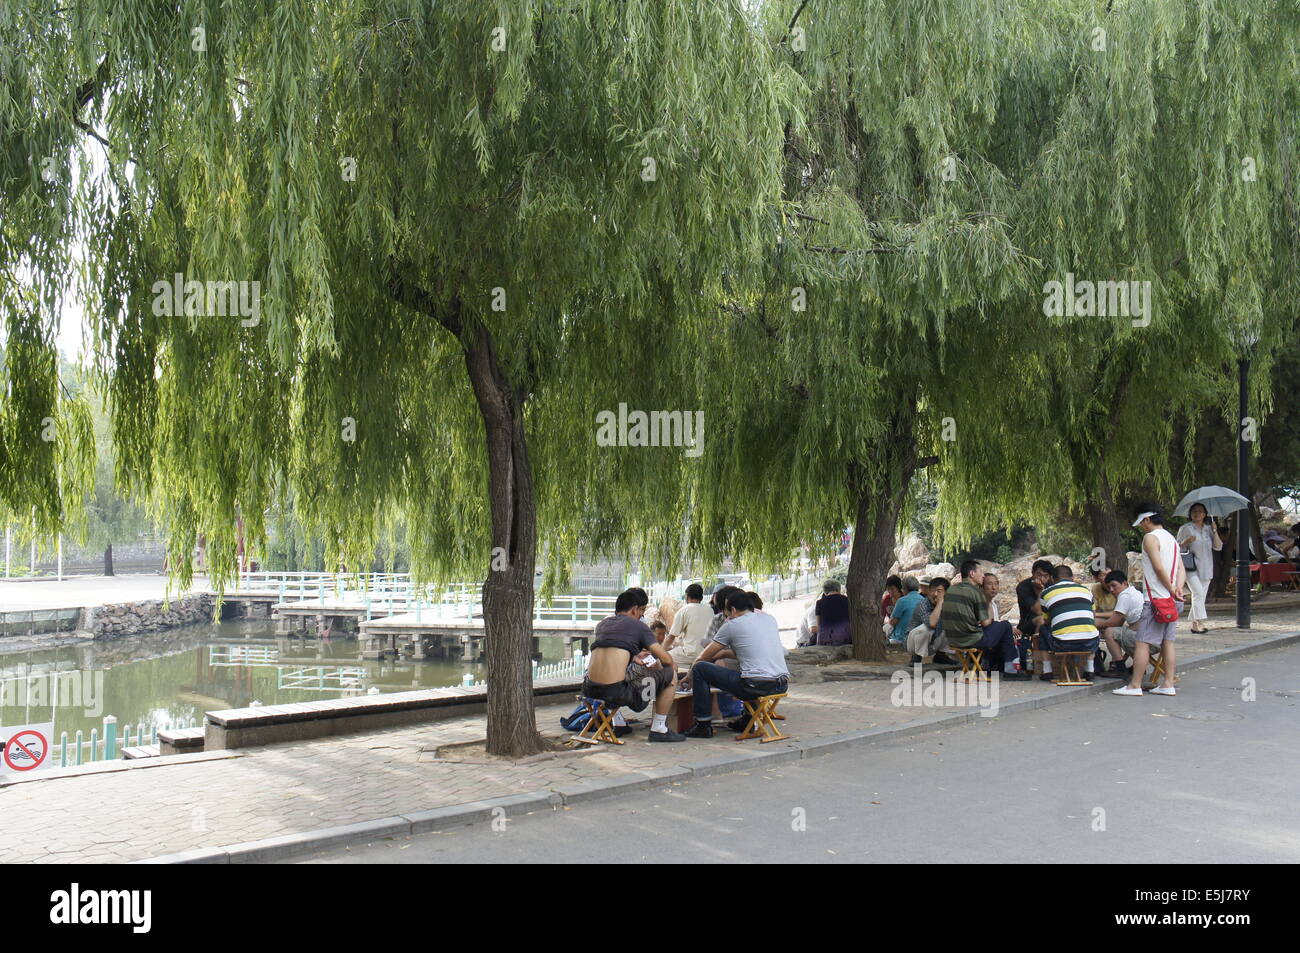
[{"x1": 1252, "y1": 562, "x2": 1297, "y2": 587}]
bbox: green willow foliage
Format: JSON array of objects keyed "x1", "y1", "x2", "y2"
[
  {"x1": 672, "y1": 0, "x2": 1297, "y2": 587},
  {"x1": 675, "y1": 0, "x2": 1038, "y2": 581},
  {"x1": 2, "y1": 0, "x2": 1296, "y2": 599},
  {"x1": 3, "y1": 1, "x2": 789, "y2": 596},
  {"x1": 935, "y1": 0, "x2": 1300, "y2": 548}
]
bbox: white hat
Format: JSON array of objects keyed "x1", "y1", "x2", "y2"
[{"x1": 1131, "y1": 511, "x2": 1156, "y2": 527}]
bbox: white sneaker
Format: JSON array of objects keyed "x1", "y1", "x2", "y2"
[
  {"x1": 1150, "y1": 685, "x2": 1177, "y2": 696},
  {"x1": 1111, "y1": 685, "x2": 1144, "y2": 696}
]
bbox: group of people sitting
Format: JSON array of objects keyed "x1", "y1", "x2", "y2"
[
  {"x1": 874, "y1": 508, "x2": 1183, "y2": 694},
  {"x1": 576, "y1": 504, "x2": 1199, "y2": 741},
  {"x1": 1261, "y1": 524, "x2": 1300, "y2": 563},
  {"x1": 579, "y1": 583, "x2": 789, "y2": 742}
]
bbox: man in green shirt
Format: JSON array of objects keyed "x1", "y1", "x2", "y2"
[{"x1": 939, "y1": 560, "x2": 1027, "y2": 677}]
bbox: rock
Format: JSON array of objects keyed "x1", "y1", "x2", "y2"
[
  {"x1": 895, "y1": 533, "x2": 930, "y2": 572},
  {"x1": 918, "y1": 562, "x2": 957, "y2": 583},
  {"x1": 787, "y1": 644, "x2": 854, "y2": 664}
]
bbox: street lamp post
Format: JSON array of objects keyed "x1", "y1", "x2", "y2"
[{"x1": 1236, "y1": 354, "x2": 1251, "y2": 629}]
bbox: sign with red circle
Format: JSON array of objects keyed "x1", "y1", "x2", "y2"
[{"x1": 2, "y1": 728, "x2": 50, "y2": 772}]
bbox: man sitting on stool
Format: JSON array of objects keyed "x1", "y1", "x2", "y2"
[
  {"x1": 685, "y1": 591, "x2": 790, "y2": 738},
  {"x1": 1036, "y1": 565, "x2": 1101, "y2": 681},
  {"x1": 940, "y1": 560, "x2": 1028, "y2": 678},
  {"x1": 1094, "y1": 569, "x2": 1144, "y2": 677},
  {"x1": 582, "y1": 588, "x2": 686, "y2": 742}
]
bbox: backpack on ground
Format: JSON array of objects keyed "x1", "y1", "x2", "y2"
[{"x1": 559, "y1": 703, "x2": 593, "y2": 732}]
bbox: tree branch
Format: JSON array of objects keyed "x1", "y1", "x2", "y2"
[
  {"x1": 774, "y1": 0, "x2": 811, "y2": 49},
  {"x1": 385, "y1": 265, "x2": 463, "y2": 338},
  {"x1": 74, "y1": 56, "x2": 112, "y2": 111},
  {"x1": 788, "y1": 0, "x2": 810, "y2": 32},
  {"x1": 73, "y1": 117, "x2": 111, "y2": 152}
]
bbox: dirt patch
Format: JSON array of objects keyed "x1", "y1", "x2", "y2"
[
  {"x1": 423, "y1": 734, "x2": 595, "y2": 764},
  {"x1": 811, "y1": 646, "x2": 954, "y2": 681}
]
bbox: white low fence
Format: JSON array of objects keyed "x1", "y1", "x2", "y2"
[{"x1": 51, "y1": 715, "x2": 200, "y2": 768}]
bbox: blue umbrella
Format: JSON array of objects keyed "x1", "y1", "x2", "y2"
[{"x1": 1174, "y1": 485, "x2": 1249, "y2": 519}]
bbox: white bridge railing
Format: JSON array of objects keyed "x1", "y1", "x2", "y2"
[
  {"x1": 234, "y1": 567, "x2": 827, "y2": 624},
  {"x1": 461, "y1": 651, "x2": 589, "y2": 690}
]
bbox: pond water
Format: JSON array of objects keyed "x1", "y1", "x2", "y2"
[{"x1": 0, "y1": 617, "x2": 572, "y2": 744}]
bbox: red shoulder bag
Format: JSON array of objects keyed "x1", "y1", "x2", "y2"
[{"x1": 1146, "y1": 541, "x2": 1181, "y2": 624}]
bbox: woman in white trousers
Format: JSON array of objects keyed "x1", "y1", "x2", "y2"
[{"x1": 1177, "y1": 503, "x2": 1222, "y2": 633}]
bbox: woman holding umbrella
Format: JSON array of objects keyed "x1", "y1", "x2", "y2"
[
  {"x1": 1176, "y1": 502, "x2": 1222, "y2": 633},
  {"x1": 1174, "y1": 486, "x2": 1246, "y2": 632}
]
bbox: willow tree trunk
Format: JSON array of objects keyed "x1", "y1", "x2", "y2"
[
  {"x1": 464, "y1": 324, "x2": 545, "y2": 758},
  {"x1": 103, "y1": 543, "x2": 114, "y2": 576},
  {"x1": 1211, "y1": 514, "x2": 1236, "y2": 597},
  {"x1": 1084, "y1": 474, "x2": 1124, "y2": 573},
  {"x1": 846, "y1": 408, "x2": 921, "y2": 663}
]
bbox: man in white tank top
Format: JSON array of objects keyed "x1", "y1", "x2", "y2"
[{"x1": 1114, "y1": 509, "x2": 1185, "y2": 697}]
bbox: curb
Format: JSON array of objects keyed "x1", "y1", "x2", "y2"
[{"x1": 138, "y1": 629, "x2": 1300, "y2": 864}]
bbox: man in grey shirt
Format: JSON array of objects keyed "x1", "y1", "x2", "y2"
[{"x1": 685, "y1": 591, "x2": 789, "y2": 738}]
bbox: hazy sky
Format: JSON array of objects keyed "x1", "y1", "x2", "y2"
[{"x1": 57, "y1": 301, "x2": 86, "y2": 361}]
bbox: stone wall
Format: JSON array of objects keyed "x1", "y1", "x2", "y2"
[{"x1": 81, "y1": 594, "x2": 216, "y2": 639}]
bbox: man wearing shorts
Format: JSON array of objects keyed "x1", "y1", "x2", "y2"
[
  {"x1": 1114, "y1": 509, "x2": 1185, "y2": 697},
  {"x1": 582, "y1": 588, "x2": 686, "y2": 741}
]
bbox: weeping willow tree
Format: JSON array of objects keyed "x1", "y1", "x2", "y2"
[
  {"x1": 2, "y1": 0, "x2": 788, "y2": 756},
  {"x1": 680, "y1": 0, "x2": 1298, "y2": 663},
  {"x1": 933, "y1": 0, "x2": 1300, "y2": 568},
  {"x1": 681, "y1": 0, "x2": 1038, "y2": 661}
]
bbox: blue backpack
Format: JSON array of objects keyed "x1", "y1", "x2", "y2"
[{"x1": 560, "y1": 703, "x2": 594, "y2": 732}]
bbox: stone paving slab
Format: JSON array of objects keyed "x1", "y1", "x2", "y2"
[{"x1": 0, "y1": 615, "x2": 1295, "y2": 864}]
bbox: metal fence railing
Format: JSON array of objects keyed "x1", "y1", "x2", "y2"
[{"x1": 0, "y1": 608, "x2": 81, "y2": 638}]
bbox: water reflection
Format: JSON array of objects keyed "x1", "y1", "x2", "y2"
[{"x1": 0, "y1": 616, "x2": 568, "y2": 742}]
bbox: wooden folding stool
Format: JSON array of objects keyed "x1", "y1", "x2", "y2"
[
  {"x1": 951, "y1": 646, "x2": 989, "y2": 681},
  {"x1": 568, "y1": 696, "x2": 623, "y2": 746},
  {"x1": 1143, "y1": 652, "x2": 1166, "y2": 689},
  {"x1": 735, "y1": 693, "x2": 790, "y2": 744},
  {"x1": 1052, "y1": 651, "x2": 1092, "y2": 686}
]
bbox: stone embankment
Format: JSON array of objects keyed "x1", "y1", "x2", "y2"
[{"x1": 80, "y1": 593, "x2": 216, "y2": 639}]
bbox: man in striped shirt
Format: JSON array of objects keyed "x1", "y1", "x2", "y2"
[{"x1": 1036, "y1": 565, "x2": 1100, "y2": 680}]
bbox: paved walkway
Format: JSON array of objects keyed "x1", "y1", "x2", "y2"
[
  {"x1": 2, "y1": 610, "x2": 1296, "y2": 863},
  {"x1": 0, "y1": 574, "x2": 210, "y2": 612},
  {"x1": 306, "y1": 642, "x2": 1300, "y2": 864}
]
